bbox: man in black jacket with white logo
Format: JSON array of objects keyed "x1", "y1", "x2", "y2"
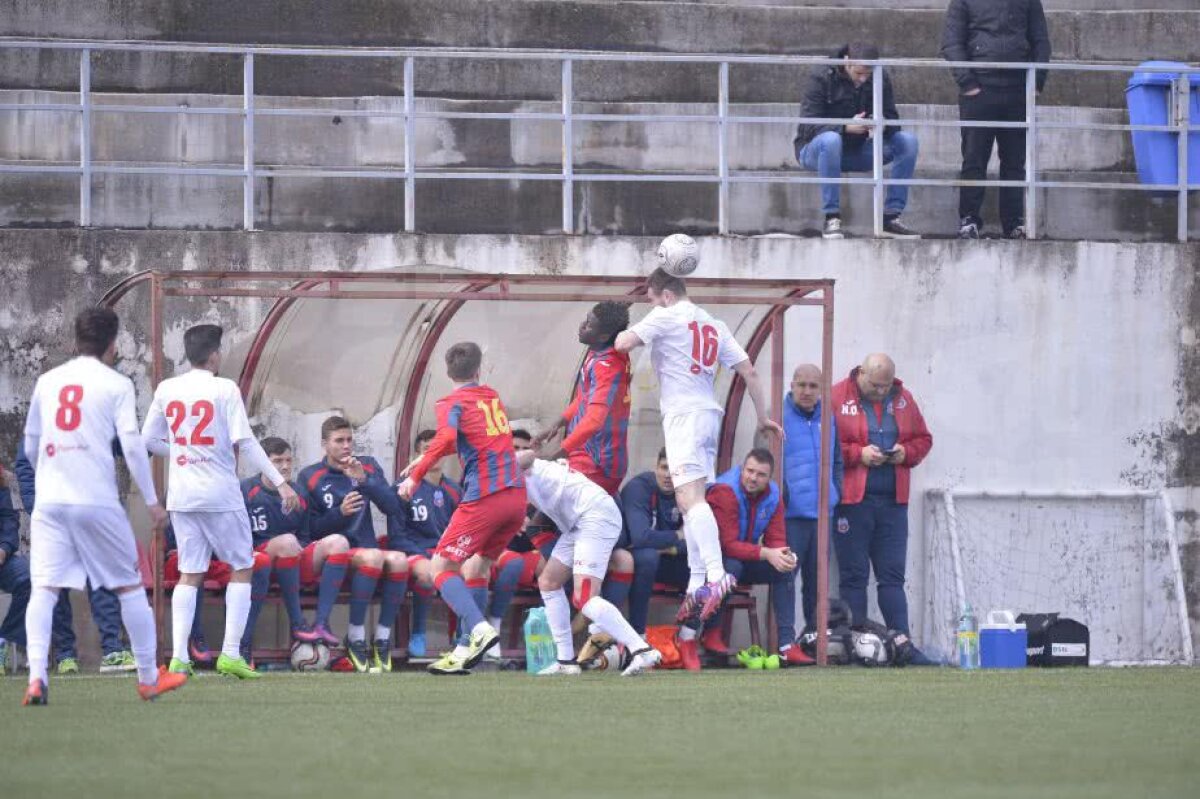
[
  {"x1": 794, "y1": 42, "x2": 921, "y2": 241},
  {"x1": 941, "y1": 0, "x2": 1051, "y2": 240}
]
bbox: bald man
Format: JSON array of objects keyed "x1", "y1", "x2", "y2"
[
  {"x1": 782, "y1": 365, "x2": 842, "y2": 643},
  {"x1": 831, "y1": 354, "x2": 932, "y2": 641}
]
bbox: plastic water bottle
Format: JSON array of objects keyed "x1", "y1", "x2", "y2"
[
  {"x1": 957, "y1": 603, "x2": 980, "y2": 670},
  {"x1": 523, "y1": 607, "x2": 556, "y2": 674}
]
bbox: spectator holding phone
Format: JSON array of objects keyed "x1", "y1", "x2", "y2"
[
  {"x1": 793, "y1": 41, "x2": 921, "y2": 240},
  {"x1": 831, "y1": 354, "x2": 932, "y2": 640}
]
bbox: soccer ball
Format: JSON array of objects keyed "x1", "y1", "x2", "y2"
[
  {"x1": 656, "y1": 233, "x2": 700, "y2": 277},
  {"x1": 290, "y1": 641, "x2": 331, "y2": 672},
  {"x1": 851, "y1": 631, "x2": 889, "y2": 667}
]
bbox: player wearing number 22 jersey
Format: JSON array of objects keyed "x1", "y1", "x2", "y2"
[
  {"x1": 142, "y1": 324, "x2": 298, "y2": 681},
  {"x1": 399, "y1": 341, "x2": 526, "y2": 675}
]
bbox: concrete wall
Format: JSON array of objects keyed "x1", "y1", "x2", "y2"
[{"x1": 0, "y1": 229, "x2": 1196, "y2": 658}]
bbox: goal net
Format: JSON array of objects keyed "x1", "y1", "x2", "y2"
[{"x1": 923, "y1": 490, "x2": 1193, "y2": 666}]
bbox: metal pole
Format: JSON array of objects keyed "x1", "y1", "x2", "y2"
[
  {"x1": 1160, "y1": 492, "x2": 1196, "y2": 663},
  {"x1": 243, "y1": 53, "x2": 255, "y2": 231},
  {"x1": 814, "y1": 284, "x2": 834, "y2": 666},
  {"x1": 765, "y1": 310, "x2": 785, "y2": 654},
  {"x1": 871, "y1": 64, "x2": 884, "y2": 237},
  {"x1": 149, "y1": 272, "x2": 166, "y2": 659},
  {"x1": 1025, "y1": 67, "x2": 1039, "y2": 239},
  {"x1": 561, "y1": 58, "x2": 574, "y2": 234},
  {"x1": 1177, "y1": 76, "x2": 1190, "y2": 243},
  {"x1": 404, "y1": 56, "x2": 416, "y2": 233},
  {"x1": 718, "y1": 61, "x2": 730, "y2": 236},
  {"x1": 79, "y1": 49, "x2": 91, "y2": 227}
]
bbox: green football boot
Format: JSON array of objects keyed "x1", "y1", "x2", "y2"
[
  {"x1": 344, "y1": 637, "x2": 371, "y2": 673},
  {"x1": 56, "y1": 657, "x2": 80, "y2": 675},
  {"x1": 461, "y1": 623, "x2": 499, "y2": 670},
  {"x1": 372, "y1": 638, "x2": 392, "y2": 673},
  {"x1": 168, "y1": 657, "x2": 194, "y2": 675},
  {"x1": 215, "y1": 653, "x2": 262, "y2": 680},
  {"x1": 427, "y1": 651, "x2": 470, "y2": 676}
]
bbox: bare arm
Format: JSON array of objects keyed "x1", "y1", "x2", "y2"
[{"x1": 732, "y1": 359, "x2": 784, "y2": 439}]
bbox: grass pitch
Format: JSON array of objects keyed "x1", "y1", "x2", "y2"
[{"x1": 3, "y1": 667, "x2": 1198, "y2": 799}]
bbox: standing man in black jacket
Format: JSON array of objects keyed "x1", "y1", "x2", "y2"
[
  {"x1": 794, "y1": 42, "x2": 921, "y2": 240},
  {"x1": 941, "y1": 0, "x2": 1051, "y2": 240}
]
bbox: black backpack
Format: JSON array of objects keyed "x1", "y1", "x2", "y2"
[{"x1": 1017, "y1": 613, "x2": 1090, "y2": 666}]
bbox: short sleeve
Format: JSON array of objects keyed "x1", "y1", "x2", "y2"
[
  {"x1": 223, "y1": 382, "x2": 255, "y2": 443},
  {"x1": 717, "y1": 322, "x2": 749, "y2": 369},
  {"x1": 629, "y1": 307, "x2": 670, "y2": 346}
]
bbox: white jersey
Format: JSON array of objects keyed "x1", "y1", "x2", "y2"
[
  {"x1": 23, "y1": 356, "x2": 143, "y2": 509},
  {"x1": 524, "y1": 458, "x2": 613, "y2": 534},
  {"x1": 629, "y1": 300, "x2": 749, "y2": 416},
  {"x1": 142, "y1": 369, "x2": 254, "y2": 512}
]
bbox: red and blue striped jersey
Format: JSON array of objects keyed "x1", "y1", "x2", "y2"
[
  {"x1": 410, "y1": 383, "x2": 524, "y2": 503},
  {"x1": 560, "y1": 347, "x2": 632, "y2": 485}
]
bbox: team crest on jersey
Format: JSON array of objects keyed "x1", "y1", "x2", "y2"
[
  {"x1": 836, "y1": 517, "x2": 850, "y2": 534},
  {"x1": 45, "y1": 443, "x2": 56, "y2": 458},
  {"x1": 895, "y1": 397, "x2": 907, "y2": 410},
  {"x1": 433, "y1": 490, "x2": 445, "y2": 508}
]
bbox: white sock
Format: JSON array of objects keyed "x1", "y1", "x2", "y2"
[
  {"x1": 374, "y1": 624, "x2": 391, "y2": 641},
  {"x1": 686, "y1": 503, "x2": 726, "y2": 583},
  {"x1": 488, "y1": 616, "x2": 502, "y2": 638},
  {"x1": 453, "y1": 644, "x2": 470, "y2": 658},
  {"x1": 25, "y1": 587, "x2": 57, "y2": 685},
  {"x1": 118, "y1": 589, "x2": 159, "y2": 685},
  {"x1": 171, "y1": 584, "x2": 199, "y2": 663},
  {"x1": 540, "y1": 590, "x2": 575, "y2": 662},
  {"x1": 678, "y1": 626, "x2": 697, "y2": 642},
  {"x1": 347, "y1": 624, "x2": 366, "y2": 642},
  {"x1": 221, "y1": 582, "x2": 252, "y2": 659},
  {"x1": 581, "y1": 596, "x2": 648, "y2": 653},
  {"x1": 683, "y1": 518, "x2": 706, "y2": 593}
]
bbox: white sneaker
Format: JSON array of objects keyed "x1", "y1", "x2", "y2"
[
  {"x1": 537, "y1": 661, "x2": 582, "y2": 676},
  {"x1": 621, "y1": 647, "x2": 662, "y2": 677},
  {"x1": 483, "y1": 639, "x2": 503, "y2": 661}
]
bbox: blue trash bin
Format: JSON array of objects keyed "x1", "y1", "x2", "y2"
[{"x1": 1126, "y1": 61, "x2": 1200, "y2": 188}]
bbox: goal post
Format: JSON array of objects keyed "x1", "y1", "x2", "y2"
[{"x1": 924, "y1": 488, "x2": 1194, "y2": 666}]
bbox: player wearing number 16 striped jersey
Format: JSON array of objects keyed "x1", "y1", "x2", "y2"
[
  {"x1": 142, "y1": 324, "x2": 300, "y2": 681},
  {"x1": 615, "y1": 269, "x2": 783, "y2": 651},
  {"x1": 397, "y1": 341, "x2": 527, "y2": 675},
  {"x1": 21, "y1": 308, "x2": 184, "y2": 706}
]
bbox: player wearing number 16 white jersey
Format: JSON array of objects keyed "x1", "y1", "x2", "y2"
[
  {"x1": 20, "y1": 308, "x2": 184, "y2": 706},
  {"x1": 141, "y1": 324, "x2": 299, "y2": 681},
  {"x1": 615, "y1": 268, "x2": 783, "y2": 647}
]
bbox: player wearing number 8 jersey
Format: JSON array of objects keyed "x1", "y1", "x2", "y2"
[
  {"x1": 615, "y1": 269, "x2": 783, "y2": 647},
  {"x1": 397, "y1": 341, "x2": 527, "y2": 675},
  {"x1": 142, "y1": 324, "x2": 300, "y2": 680},
  {"x1": 21, "y1": 308, "x2": 183, "y2": 706}
]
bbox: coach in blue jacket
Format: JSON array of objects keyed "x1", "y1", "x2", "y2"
[{"x1": 783, "y1": 364, "x2": 843, "y2": 633}]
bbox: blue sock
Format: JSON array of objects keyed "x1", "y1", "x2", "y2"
[
  {"x1": 241, "y1": 559, "x2": 271, "y2": 651},
  {"x1": 377, "y1": 572, "x2": 408, "y2": 637},
  {"x1": 317, "y1": 552, "x2": 350, "y2": 628},
  {"x1": 274, "y1": 555, "x2": 305, "y2": 629},
  {"x1": 190, "y1": 593, "x2": 205, "y2": 641},
  {"x1": 486, "y1": 556, "x2": 524, "y2": 621},
  {"x1": 411, "y1": 591, "x2": 431, "y2": 635},
  {"x1": 602, "y1": 571, "x2": 633, "y2": 611},
  {"x1": 349, "y1": 566, "x2": 382, "y2": 627},
  {"x1": 436, "y1": 573, "x2": 485, "y2": 633},
  {"x1": 462, "y1": 577, "x2": 490, "y2": 644}
]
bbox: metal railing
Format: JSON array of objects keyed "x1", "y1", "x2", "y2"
[{"x1": 0, "y1": 39, "x2": 1196, "y2": 240}]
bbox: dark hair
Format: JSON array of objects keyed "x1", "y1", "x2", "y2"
[
  {"x1": 445, "y1": 341, "x2": 482, "y2": 382},
  {"x1": 414, "y1": 428, "x2": 437, "y2": 452},
  {"x1": 846, "y1": 41, "x2": 880, "y2": 61},
  {"x1": 591, "y1": 301, "x2": 631, "y2": 346},
  {"x1": 745, "y1": 447, "x2": 776, "y2": 474},
  {"x1": 657, "y1": 447, "x2": 668, "y2": 463},
  {"x1": 320, "y1": 415, "x2": 352, "y2": 441},
  {"x1": 183, "y1": 324, "x2": 223, "y2": 367},
  {"x1": 646, "y1": 268, "x2": 687, "y2": 298},
  {"x1": 261, "y1": 437, "x2": 291, "y2": 457},
  {"x1": 511, "y1": 428, "x2": 532, "y2": 443},
  {"x1": 75, "y1": 307, "x2": 120, "y2": 358}
]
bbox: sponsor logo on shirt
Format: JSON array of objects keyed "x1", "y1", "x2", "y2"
[
  {"x1": 837, "y1": 517, "x2": 850, "y2": 534},
  {"x1": 175, "y1": 454, "x2": 213, "y2": 467},
  {"x1": 45, "y1": 443, "x2": 56, "y2": 458}
]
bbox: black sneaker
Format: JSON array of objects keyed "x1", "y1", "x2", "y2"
[
  {"x1": 882, "y1": 216, "x2": 921, "y2": 239},
  {"x1": 958, "y1": 218, "x2": 980, "y2": 239},
  {"x1": 1006, "y1": 225, "x2": 1027, "y2": 240},
  {"x1": 344, "y1": 636, "x2": 371, "y2": 673},
  {"x1": 822, "y1": 217, "x2": 844, "y2": 240},
  {"x1": 372, "y1": 638, "x2": 392, "y2": 673}
]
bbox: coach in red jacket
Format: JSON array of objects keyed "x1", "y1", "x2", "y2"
[{"x1": 832, "y1": 353, "x2": 932, "y2": 637}]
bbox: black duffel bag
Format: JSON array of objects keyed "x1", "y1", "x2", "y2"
[{"x1": 1016, "y1": 613, "x2": 1090, "y2": 666}]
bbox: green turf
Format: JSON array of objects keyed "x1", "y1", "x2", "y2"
[{"x1": 4, "y1": 667, "x2": 1198, "y2": 799}]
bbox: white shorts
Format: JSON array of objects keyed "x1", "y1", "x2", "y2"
[
  {"x1": 549, "y1": 500, "x2": 623, "y2": 580},
  {"x1": 171, "y1": 509, "x2": 253, "y2": 573},
  {"x1": 30, "y1": 504, "x2": 141, "y2": 591},
  {"x1": 662, "y1": 409, "x2": 721, "y2": 486}
]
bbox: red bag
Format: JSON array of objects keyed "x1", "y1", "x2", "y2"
[{"x1": 644, "y1": 625, "x2": 683, "y2": 670}]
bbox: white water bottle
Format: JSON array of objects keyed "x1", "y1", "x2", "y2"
[{"x1": 956, "y1": 603, "x2": 979, "y2": 670}]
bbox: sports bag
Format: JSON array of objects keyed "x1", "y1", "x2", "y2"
[{"x1": 1016, "y1": 613, "x2": 1089, "y2": 666}]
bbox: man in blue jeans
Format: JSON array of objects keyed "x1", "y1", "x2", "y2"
[
  {"x1": 782, "y1": 364, "x2": 842, "y2": 635},
  {"x1": 794, "y1": 42, "x2": 921, "y2": 240},
  {"x1": 1, "y1": 465, "x2": 31, "y2": 672}
]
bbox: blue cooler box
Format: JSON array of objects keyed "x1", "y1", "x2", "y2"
[
  {"x1": 980, "y1": 610, "x2": 1027, "y2": 669},
  {"x1": 1125, "y1": 61, "x2": 1200, "y2": 188}
]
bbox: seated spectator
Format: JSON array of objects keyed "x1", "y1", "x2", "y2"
[
  {"x1": 239, "y1": 437, "x2": 321, "y2": 664},
  {"x1": 298, "y1": 416, "x2": 408, "y2": 673},
  {"x1": 0, "y1": 463, "x2": 31, "y2": 672},
  {"x1": 794, "y1": 42, "x2": 920, "y2": 240},
  {"x1": 709, "y1": 448, "x2": 813, "y2": 667},
  {"x1": 388, "y1": 428, "x2": 462, "y2": 658},
  {"x1": 623, "y1": 449, "x2": 688, "y2": 637}
]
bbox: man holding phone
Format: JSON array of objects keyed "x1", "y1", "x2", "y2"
[{"x1": 831, "y1": 354, "x2": 933, "y2": 642}]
